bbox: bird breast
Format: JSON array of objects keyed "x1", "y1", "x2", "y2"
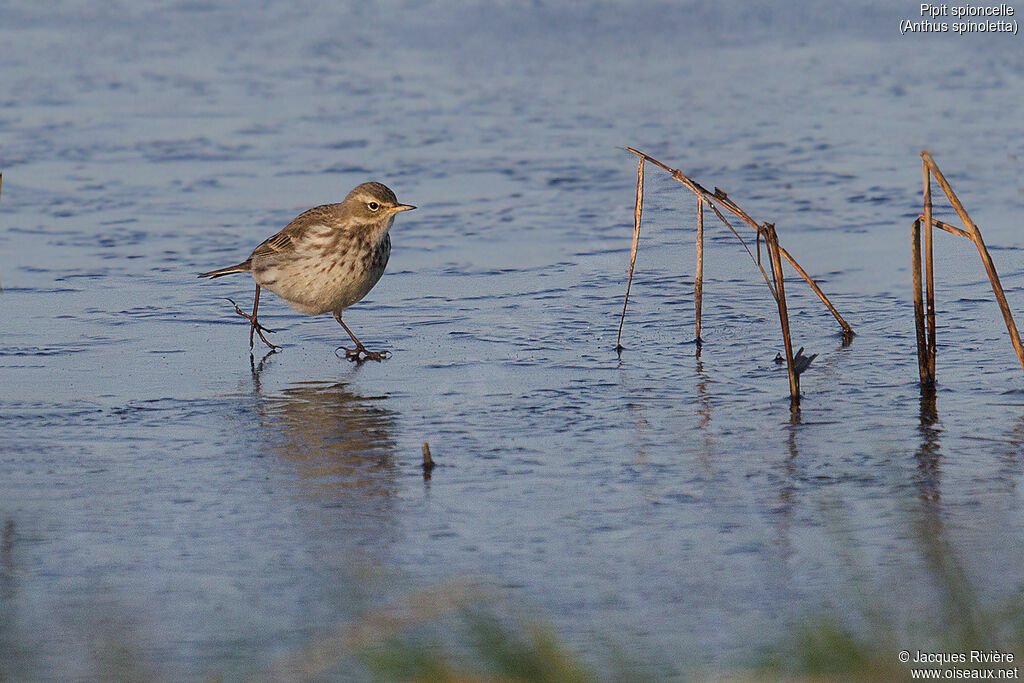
[{"x1": 252, "y1": 225, "x2": 391, "y2": 316}]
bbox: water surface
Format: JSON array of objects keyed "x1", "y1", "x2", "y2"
[{"x1": 3, "y1": 1, "x2": 1024, "y2": 678}]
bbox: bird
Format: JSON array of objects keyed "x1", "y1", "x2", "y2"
[{"x1": 199, "y1": 181, "x2": 415, "y2": 361}]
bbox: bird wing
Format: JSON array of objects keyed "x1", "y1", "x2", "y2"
[
  {"x1": 250, "y1": 230, "x2": 295, "y2": 259},
  {"x1": 249, "y1": 204, "x2": 340, "y2": 260}
]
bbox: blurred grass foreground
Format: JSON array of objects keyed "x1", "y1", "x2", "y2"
[{"x1": 3, "y1": 510, "x2": 1024, "y2": 681}]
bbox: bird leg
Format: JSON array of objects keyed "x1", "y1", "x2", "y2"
[
  {"x1": 334, "y1": 311, "x2": 389, "y2": 362},
  {"x1": 226, "y1": 285, "x2": 279, "y2": 351}
]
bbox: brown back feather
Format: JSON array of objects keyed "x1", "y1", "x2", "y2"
[{"x1": 249, "y1": 204, "x2": 343, "y2": 260}]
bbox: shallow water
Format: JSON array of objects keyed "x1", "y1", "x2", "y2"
[{"x1": 3, "y1": 0, "x2": 1024, "y2": 678}]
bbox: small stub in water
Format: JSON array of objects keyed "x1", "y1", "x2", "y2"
[{"x1": 422, "y1": 442, "x2": 435, "y2": 480}]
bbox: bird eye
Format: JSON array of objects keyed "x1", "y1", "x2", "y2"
[{"x1": 367, "y1": 201, "x2": 380, "y2": 211}]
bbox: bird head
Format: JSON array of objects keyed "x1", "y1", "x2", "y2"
[{"x1": 344, "y1": 182, "x2": 416, "y2": 221}]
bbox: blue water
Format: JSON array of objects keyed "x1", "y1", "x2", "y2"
[{"x1": 3, "y1": 1, "x2": 1024, "y2": 678}]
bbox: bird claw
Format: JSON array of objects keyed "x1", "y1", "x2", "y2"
[
  {"x1": 335, "y1": 345, "x2": 391, "y2": 363},
  {"x1": 225, "y1": 297, "x2": 277, "y2": 334},
  {"x1": 252, "y1": 336, "x2": 281, "y2": 352}
]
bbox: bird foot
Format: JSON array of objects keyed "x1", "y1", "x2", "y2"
[
  {"x1": 226, "y1": 298, "x2": 277, "y2": 334},
  {"x1": 335, "y1": 345, "x2": 391, "y2": 363},
  {"x1": 252, "y1": 334, "x2": 281, "y2": 351},
  {"x1": 226, "y1": 298, "x2": 280, "y2": 351}
]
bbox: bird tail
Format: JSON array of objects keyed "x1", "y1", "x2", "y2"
[{"x1": 197, "y1": 261, "x2": 251, "y2": 279}]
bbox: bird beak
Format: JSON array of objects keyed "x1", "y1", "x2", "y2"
[{"x1": 391, "y1": 203, "x2": 416, "y2": 213}]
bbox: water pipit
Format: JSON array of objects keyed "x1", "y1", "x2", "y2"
[{"x1": 199, "y1": 182, "x2": 415, "y2": 361}]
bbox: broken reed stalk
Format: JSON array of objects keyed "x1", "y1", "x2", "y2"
[
  {"x1": 912, "y1": 213, "x2": 971, "y2": 385},
  {"x1": 618, "y1": 148, "x2": 836, "y2": 405},
  {"x1": 921, "y1": 151, "x2": 1024, "y2": 373},
  {"x1": 920, "y1": 215, "x2": 971, "y2": 240},
  {"x1": 629, "y1": 146, "x2": 777, "y2": 293},
  {"x1": 923, "y1": 161, "x2": 937, "y2": 380},
  {"x1": 694, "y1": 198, "x2": 704, "y2": 344},
  {"x1": 911, "y1": 152, "x2": 1024, "y2": 385},
  {"x1": 912, "y1": 211, "x2": 976, "y2": 387},
  {"x1": 911, "y1": 219, "x2": 931, "y2": 384},
  {"x1": 777, "y1": 246, "x2": 854, "y2": 339},
  {"x1": 616, "y1": 156, "x2": 644, "y2": 351},
  {"x1": 765, "y1": 225, "x2": 800, "y2": 407},
  {"x1": 623, "y1": 147, "x2": 853, "y2": 337},
  {"x1": 704, "y1": 197, "x2": 776, "y2": 297}
]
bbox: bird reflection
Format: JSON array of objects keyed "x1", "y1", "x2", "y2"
[
  {"x1": 258, "y1": 380, "x2": 399, "y2": 501},
  {"x1": 246, "y1": 351, "x2": 400, "y2": 525}
]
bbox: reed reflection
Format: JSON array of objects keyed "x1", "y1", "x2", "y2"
[
  {"x1": 1, "y1": 519, "x2": 14, "y2": 601},
  {"x1": 915, "y1": 386, "x2": 942, "y2": 505},
  {"x1": 694, "y1": 360, "x2": 712, "y2": 433},
  {"x1": 1000, "y1": 415, "x2": 1024, "y2": 483},
  {"x1": 769, "y1": 409, "x2": 803, "y2": 562}
]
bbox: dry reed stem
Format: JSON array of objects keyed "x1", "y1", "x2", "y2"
[
  {"x1": 777, "y1": 245, "x2": 855, "y2": 338},
  {"x1": 0, "y1": 172, "x2": 3, "y2": 207},
  {"x1": 703, "y1": 197, "x2": 776, "y2": 296},
  {"x1": 695, "y1": 198, "x2": 704, "y2": 343},
  {"x1": 616, "y1": 157, "x2": 644, "y2": 351},
  {"x1": 911, "y1": 219, "x2": 931, "y2": 384},
  {"x1": 922, "y1": 151, "x2": 1024, "y2": 373},
  {"x1": 763, "y1": 223, "x2": 778, "y2": 289},
  {"x1": 624, "y1": 147, "x2": 851, "y2": 334},
  {"x1": 919, "y1": 215, "x2": 971, "y2": 240},
  {"x1": 765, "y1": 225, "x2": 800, "y2": 406},
  {"x1": 626, "y1": 147, "x2": 776, "y2": 293},
  {"x1": 923, "y1": 160, "x2": 937, "y2": 380}
]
